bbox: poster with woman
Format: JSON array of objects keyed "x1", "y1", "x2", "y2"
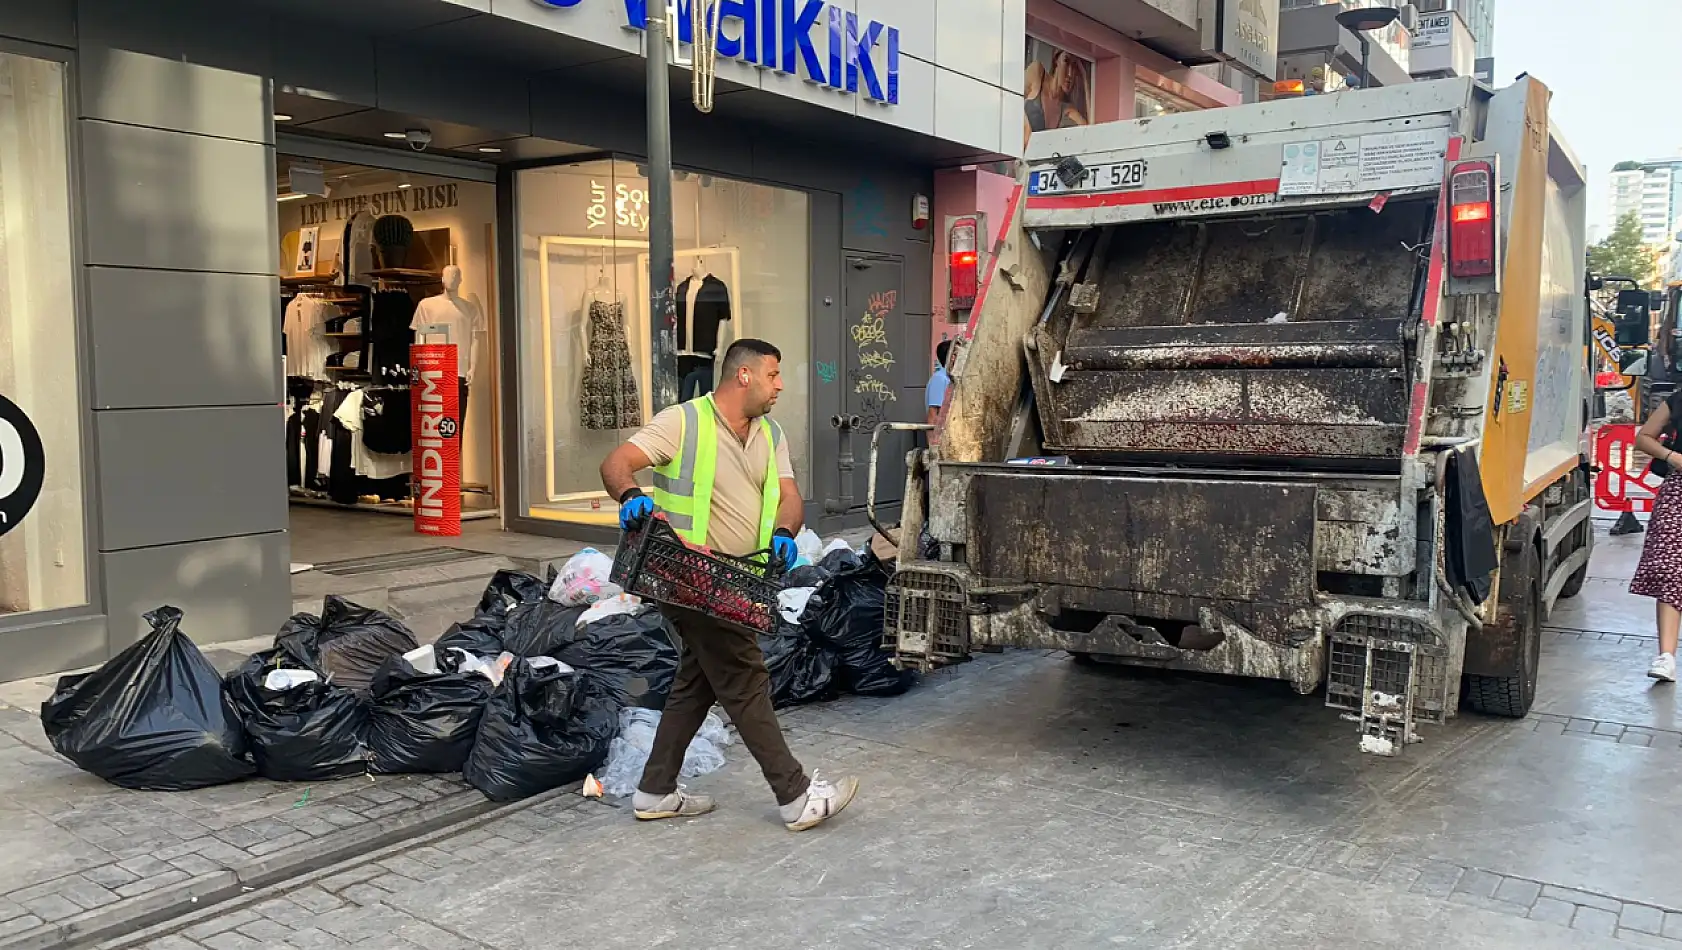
[{"x1": 1024, "y1": 37, "x2": 1093, "y2": 150}]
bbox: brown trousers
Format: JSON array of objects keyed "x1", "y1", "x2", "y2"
[{"x1": 639, "y1": 607, "x2": 810, "y2": 806}]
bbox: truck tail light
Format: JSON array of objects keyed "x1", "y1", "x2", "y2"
[
  {"x1": 1448, "y1": 161, "x2": 1496, "y2": 279},
  {"x1": 949, "y1": 216, "x2": 979, "y2": 309}
]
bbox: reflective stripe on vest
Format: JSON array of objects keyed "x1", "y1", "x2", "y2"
[{"x1": 651, "y1": 395, "x2": 781, "y2": 552}]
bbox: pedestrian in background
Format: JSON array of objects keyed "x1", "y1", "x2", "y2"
[
  {"x1": 926, "y1": 339, "x2": 952, "y2": 425},
  {"x1": 599, "y1": 338, "x2": 860, "y2": 830},
  {"x1": 1631, "y1": 393, "x2": 1682, "y2": 682}
]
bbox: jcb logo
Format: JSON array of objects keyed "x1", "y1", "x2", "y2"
[{"x1": 0, "y1": 394, "x2": 44, "y2": 536}]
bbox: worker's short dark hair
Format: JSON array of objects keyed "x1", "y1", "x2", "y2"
[
  {"x1": 936, "y1": 340, "x2": 953, "y2": 367},
  {"x1": 721, "y1": 338, "x2": 782, "y2": 377}
]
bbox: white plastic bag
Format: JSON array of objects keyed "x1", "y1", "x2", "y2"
[
  {"x1": 550, "y1": 548, "x2": 622, "y2": 606},
  {"x1": 795, "y1": 528, "x2": 824, "y2": 565},
  {"x1": 597, "y1": 707, "x2": 734, "y2": 798},
  {"x1": 451, "y1": 650, "x2": 518, "y2": 687},
  {"x1": 778, "y1": 587, "x2": 819, "y2": 624},
  {"x1": 821, "y1": 538, "x2": 855, "y2": 558},
  {"x1": 577, "y1": 593, "x2": 651, "y2": 628}
]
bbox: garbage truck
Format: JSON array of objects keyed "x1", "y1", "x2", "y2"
[{"x1": 877, "y1": 77, "x2": 1599, "y2": 755}]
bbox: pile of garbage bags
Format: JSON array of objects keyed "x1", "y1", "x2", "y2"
[
  {"x1": 39, "y1": 537, "x2": 913, "y2": 797},
  {"x1": 759, "y1": 540, "x2": 918, "y2": 709}
]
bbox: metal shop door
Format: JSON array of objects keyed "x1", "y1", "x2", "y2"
[{"x1": 841, "y1": 254, "x2": 912, "y2": 512}]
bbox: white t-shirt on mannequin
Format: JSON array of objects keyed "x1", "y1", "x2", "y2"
[{"x1": 411, "y1": 293, "x2": 483, "y2": 382}]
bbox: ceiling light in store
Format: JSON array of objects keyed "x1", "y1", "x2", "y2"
[
  {"x1": 383, "y1": 132, "x2": 408, "y2": 140},
  {"x1": 277, "y1": 192, "x2": 308, "y2": 202},
  {"x1": 477, "y1": 146, "x2": 503, "y2": 154},
  {"x1": 273, "y1": 113, "x2": 293, "y2": 122}
]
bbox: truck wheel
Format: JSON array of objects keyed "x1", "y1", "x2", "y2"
[{"x1": 1465, "y1": 543, "x2": 1542, "y2": 717}]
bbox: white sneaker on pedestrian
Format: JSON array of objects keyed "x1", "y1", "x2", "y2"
[
  {"x1": 632, "y1": 786, "x2": 716, "y2": 821},
  {"x1": 780, "y1": 773, "x2": 859, "y2": 832},
  {"x1": 1648, "y1": 653, "x2": 1676, "y2": 683}
]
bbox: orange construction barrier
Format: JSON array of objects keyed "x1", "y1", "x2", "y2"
[{"x1": 1593, "y1": 423, "x2": 1661, "y2": 513}]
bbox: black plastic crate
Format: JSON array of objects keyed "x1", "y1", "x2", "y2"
[{"x1": 610, "y1": 516, "x2": 780, "y2": 634}]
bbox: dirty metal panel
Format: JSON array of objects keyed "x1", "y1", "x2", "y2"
[
  {"x1": 1316, "y1": 488, "x2": 1414, "y2": 575},
  {"x1": 1068, "y1": 320, "x2": 1404, "y2": 350},
  {"x1": 966, "y1": 472, "x2": 1317, "y2": 606},
  {"x1": 1055, "y1": 421, "x2": 1404, "y2": 458}
]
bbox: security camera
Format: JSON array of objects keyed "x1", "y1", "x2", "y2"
[{"x1": 405, "y1": 128, "x2": 433, "y2": 151}]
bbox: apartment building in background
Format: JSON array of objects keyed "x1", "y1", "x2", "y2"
[{"x1": 1610, "y1": 160, "x2": 1682, "y2": 245}]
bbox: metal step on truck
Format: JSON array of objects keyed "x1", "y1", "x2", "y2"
[{"x1": 877, "y1": 76, "x2": 1599, "y2": 755}]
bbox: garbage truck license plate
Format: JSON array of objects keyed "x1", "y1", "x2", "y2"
[{"x1": 1030, "y1": 160, "x2": 1147, "y2": 196}]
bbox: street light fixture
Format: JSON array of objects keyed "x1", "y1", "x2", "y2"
[{"x1": 1335, "y1": 6, "x2": 1400, "y2": 93}]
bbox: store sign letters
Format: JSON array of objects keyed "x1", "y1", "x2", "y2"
[
  {"x1": 587, "y1": 180, "x2": 649, "y2": 232},
  {"x1": 610, "y1": 0, "x2": 900, "y2": 104},
  {"x1": 297, "y1": 184, "x2": 460, "y2": 228}
]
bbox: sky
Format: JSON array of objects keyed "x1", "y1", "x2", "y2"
[{"x1": 1492, "y1": 0, "x2": 1682, "y2": 238}]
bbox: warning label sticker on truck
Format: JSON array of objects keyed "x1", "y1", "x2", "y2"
[{"x1": 1278, "y1": 128, "x2": 1450, "y2": 196}]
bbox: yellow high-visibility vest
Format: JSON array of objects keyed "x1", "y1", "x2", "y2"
[{"x1": 651, "y1": 395, "x2": 781, "y2": 552}]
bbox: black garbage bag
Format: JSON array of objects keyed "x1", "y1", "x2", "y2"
[
  {"x1": 809, "y1": 552, "x2": 917, "y2": 697},
  {"x1": 817, "y1": 547, "x2": 863, "y2": 575},
  {"x1": 501, "y1": 599, "x2": 588, "y2": 658},
  {"x1": 556, "y1": 610, "x2": 679, "y2": 710},
  {"x1": 40, "y1": 606, "x2": 254, "y2": 791},
  {"x1": 436, "y1": 570, "x2": 549, "y2": 659},
  {"x1": 463, "y1": 659, "x2": 617, "y2": 802},
  {"x1": 225, "y1": 651, "x2": 370, "y2": 782},
  {"x1": 275, "y1": 596, "x2": 418, "y2": 695},
  {"x1": 366, "y1": 657, "x2": 490, "y2": 774},
  {"x1": 782, "y1": 565, "x2": 832, "y2": 589},
  {"x1": 758, "y1": 620, "x2": 839, "y2": 709}
]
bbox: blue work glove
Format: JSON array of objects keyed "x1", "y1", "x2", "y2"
[
  {"x1": 772, "y1": 528, "x2": 799, "y2": 570},
  {"x1": 619, "y1": 488, "x2": 655, "y2": 531}
]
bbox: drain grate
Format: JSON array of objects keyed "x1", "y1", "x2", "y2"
[{"x1": 311, "y1": 547, "x2": 487, "y2": 577}]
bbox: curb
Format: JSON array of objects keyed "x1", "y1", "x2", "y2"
[
  {"x1": 89, "y1": 783, "x2": 588, "y2": 950},
  {"x1": 0, "y1": 782, "x2": 564, "y2": 950}
]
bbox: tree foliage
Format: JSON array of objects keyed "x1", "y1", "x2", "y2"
[{"x1": 1588, "y1": 211, "x2": 1660, "y2": 288}]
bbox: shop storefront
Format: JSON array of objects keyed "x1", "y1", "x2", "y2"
[{"x1": 0, "y1": 0, "x2": 1020, "y2": 679}]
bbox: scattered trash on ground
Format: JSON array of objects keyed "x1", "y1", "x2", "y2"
[{"x1": 596, "y1": 708, "x2": 733, "y2": 798}]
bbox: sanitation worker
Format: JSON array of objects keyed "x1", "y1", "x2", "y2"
[{"x1": 599, "y1": 338, "x2": 859, "y2": 831}]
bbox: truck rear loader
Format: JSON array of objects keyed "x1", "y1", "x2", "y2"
[{"x1": 879, "y1": 77, "x2": 1597, "y2": 754}]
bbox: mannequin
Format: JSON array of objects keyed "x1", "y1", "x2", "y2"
[
  {"x1": 411, "y1": 264, "x2": 485, "y2": 437},
  {"x1": 674, "y1": 253, "x2": 732, "y2": 400}
]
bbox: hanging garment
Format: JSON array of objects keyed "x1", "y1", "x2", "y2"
[
  {"x1": 579, "y1": 299, "x2": 642, "y2": 430},
  {"x1": 369, "y1": 291, "x2": 418, "y2": 383},
  {"x1": 674, "y1": 274, "x2": 731, "y2": 359},
  {"x1": 361, "y1": 389, "x2": 412, "y2": 456},
  {"x1": 286, "y1": 407, "x2": 320, "y2": 488},
  {"x1": 679, "y1": 354, "x2": 714, "y2": 401},
  {"x1": 283, "y1": 296, "x2": 333, "y2": 380},
  {"x1": 340, "y1": 212, "x2": 377, "y2": 288},
  {"x1": 335, "y1": 390, "x2": 412, "y2": 480}
]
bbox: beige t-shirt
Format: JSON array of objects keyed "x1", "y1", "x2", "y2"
[{"x1": 630, "y1": 402, "x2": 796, "y2": 557}]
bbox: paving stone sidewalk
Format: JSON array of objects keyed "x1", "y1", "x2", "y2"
[{"x1": 0, "y1": 642, "x2": 496, "y2": 950}]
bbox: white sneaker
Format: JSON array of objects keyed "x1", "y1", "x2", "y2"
[
  {"x1": 780, "y1": 773, "x2": 859, "y2": 832},
  {"x1": 632, "y1": 786, "x2": 716, "y2": 821},
  {"x1": 1648, "y1": 653, "x2": 1676, "y2": 683}
]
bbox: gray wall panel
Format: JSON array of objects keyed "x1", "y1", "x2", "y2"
[
  {"x1": 77, "y1": 0, "x2": 273, "y2": 75},
  {"x1": 80, "y1": 47, "x2": 272, "y2": 143},
  {"x1": 96, "y1": 406, "x2": 287, "y2": 551},
  {"x1": 80, "y1": 120, "x2": 277, "y2": 274},
  {"x1": 101, "y1": 533, "x2": 291, "y2": 651},
  {"x1": 88, "y1": 268, "x2": 282, "y2": 410},
  {"x1": 0, "y1": 0, "x2": 75, "y2": 48},
  {"x1": 0, "y1": 615, "x2": 108, "y2": 683}
]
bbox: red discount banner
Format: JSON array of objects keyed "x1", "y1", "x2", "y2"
[
  {"x1": 411, "y1": 344, "x2": 461, "y2": 537},
  {"x1": 1593, "y1": 423, "x2": 1661, "y2": 514}
]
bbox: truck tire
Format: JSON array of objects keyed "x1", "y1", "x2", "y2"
[{"x1": 1465, "y1": 542, "x2": 1542, "y2": 717}]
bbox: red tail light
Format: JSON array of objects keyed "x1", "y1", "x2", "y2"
[
  {"x1": 1448, "y1": 161, "x2": 1496, "y2": 279},
  {"x1": 948, "y1": 217, "x2": 979, "y2": 308}
]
